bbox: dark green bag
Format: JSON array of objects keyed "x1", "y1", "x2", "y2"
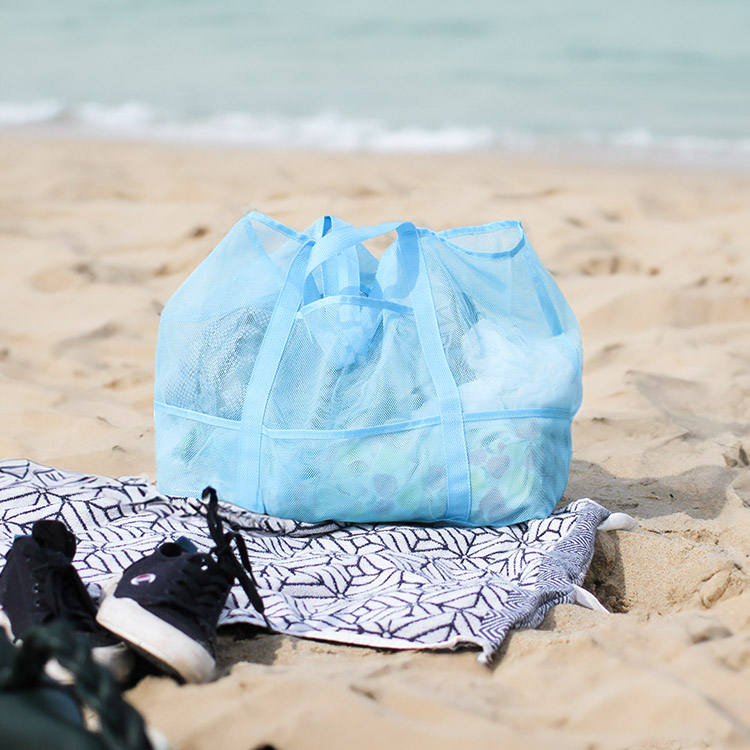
[{"x1": 0, "y1": 623, "x2": 155, "y2": 750}]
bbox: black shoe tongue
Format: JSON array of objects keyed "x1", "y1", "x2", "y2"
[
  {"x1": 175, "y1": 536, "x2": 198, "y2": 554},
  {"x1": 31, "y1": 520, "x2": 77, "y2": 558}
]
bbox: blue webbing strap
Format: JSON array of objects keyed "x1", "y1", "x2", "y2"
[
  {"x1": 236, "y1": 239, "x2": 316, "y2": 510},
  {"x1": 397, "y1": 226, "x2": 471, "y2": 522},
  {"x1": 237, "y1": 221, "x2": 471, "y2": 520},
  {"x1": 304, "y1": 215, "x2": 358, "y2": 305}
]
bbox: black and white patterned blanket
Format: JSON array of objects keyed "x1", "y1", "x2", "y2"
[{"x1": 0, "y1": 460, "x2": 631, "y2": 663}]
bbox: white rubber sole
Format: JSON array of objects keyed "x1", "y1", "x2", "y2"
[
  {"x1": 0, "y1": 607, "x2": 13, "y2": 640},
  {"x1": 96, "y1": 589, "x2": 215, "y2": 684},
  {"x1": 0, "y1": 605, "x2": 134, "y2": 683}
]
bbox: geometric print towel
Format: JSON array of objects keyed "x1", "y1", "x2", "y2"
[{"x1": 0, "y1": 460, "x2": 629, "y2": 664}]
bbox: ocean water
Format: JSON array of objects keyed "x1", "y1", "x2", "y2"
[{"x1": 1, "y1": 0, "x2": 749, "y2": 161}]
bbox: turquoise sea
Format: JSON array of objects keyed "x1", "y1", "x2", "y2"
[{"x1": 1, "y1": 0, "x2": 748, "y2": 161}]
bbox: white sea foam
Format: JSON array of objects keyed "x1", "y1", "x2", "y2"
[
  {"x1": 0, "y1": 100, "x2": 63, "y2": 125},
  {"x1": 583, "y1": 127, "x2": 750, "y2": 156},
  {"x1": 0, "y1": 100, "x2": 748, "y2": 163},
  {"x1": 0, "y1": 101, "x2": 495, "y2": 153}
]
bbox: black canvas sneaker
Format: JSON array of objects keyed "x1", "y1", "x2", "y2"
[
  {"x1": 96, "y1": 487, "x2": 265, "y2": 684},
  {"x1": 0, "y1": 520, "x2": 133, "y2": 683}
]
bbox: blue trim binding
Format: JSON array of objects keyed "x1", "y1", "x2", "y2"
[
  {"x1": 154, "y1": 401, "x2": 242, "y2": 431},
  {"x1": 155, "y1": 400, "x2": 572, "y2": 437},
  {"x1": 297, "y1": 295, "x2": 414, "y2": 318}
]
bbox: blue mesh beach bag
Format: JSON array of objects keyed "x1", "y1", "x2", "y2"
[{"x1": 154, "y1": 212, "x2": 582, "y2": 526}]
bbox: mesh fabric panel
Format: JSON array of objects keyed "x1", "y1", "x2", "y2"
[
  {"x1": 155, "y1": 411, "x2": 240, "y2": 502},
  {"x1": 423, "y1": 229, "x2": 582, "y2": 413},
  {"x1": 464, "y1": 417, "x2": 571, "y2": 526},
  {"x1": 260, "y1": 426, "x2": 447, "y2": 523},
  {"x1": 266, "y1": 306, "x2": 436, "y2": 430}
]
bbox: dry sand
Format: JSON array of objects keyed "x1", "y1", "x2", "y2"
[{"x1": 0, "y1": 133, "x2": 749, "y2": 750}]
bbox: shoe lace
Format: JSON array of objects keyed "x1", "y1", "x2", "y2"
[{"x1": 203, "y1": 487, "x2": 265, "y2": 616}]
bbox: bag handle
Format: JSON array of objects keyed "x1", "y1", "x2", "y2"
[
  {"x1": 305, "y1": 222, "x2": 407, "y2": 276},
  {"x1": 237, "y1": 221, "x2": 471, "y2": 522},
  {"x1": 303, "y1": 215, "x2": 362, "y2": 305}
]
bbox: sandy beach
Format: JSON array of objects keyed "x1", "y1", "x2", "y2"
[{"x1": 1, "y1": 133, "x2": 749, "y2": 749}]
